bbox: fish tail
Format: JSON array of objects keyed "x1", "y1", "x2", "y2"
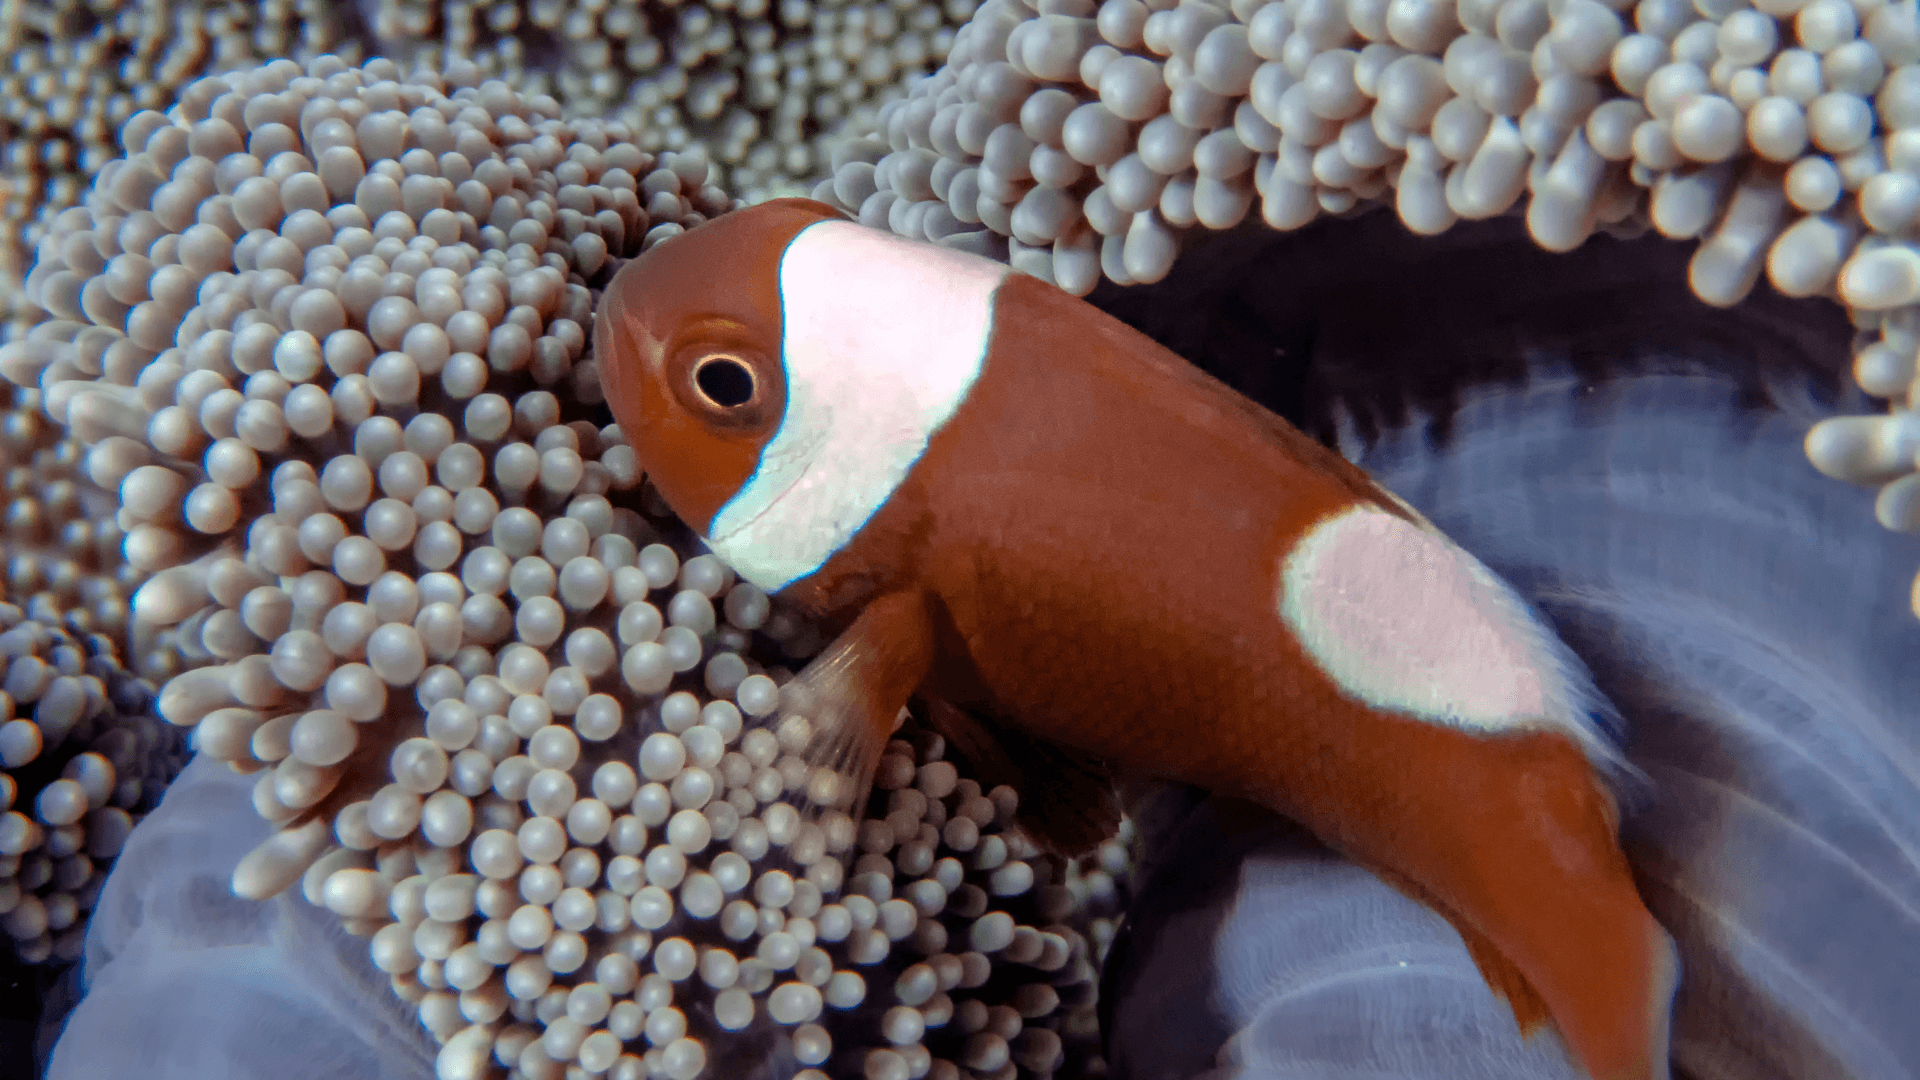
[
  {"x1": 1433, "y1": 733, "x2": 1677, "y2": 1080},
  {"x1": 1446, "y1": 873, "x2": 1677, "y2": 1080},
  {"x1": 1283, "y1": 723, "x2": 1677, "y2": 1080}
]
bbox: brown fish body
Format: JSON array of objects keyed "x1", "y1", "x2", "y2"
[{"x1": 595, "y1": 199, "x2": 1678, "y2": 1080}]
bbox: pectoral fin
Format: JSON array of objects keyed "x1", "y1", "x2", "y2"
[
  {"x1": 776, "y1": 590, "x2": 938, "y2": 824},
  {"x1": 921, "y1": 696, "x2": 1122, "y2": 858}
]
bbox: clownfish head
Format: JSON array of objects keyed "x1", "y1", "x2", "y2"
[
  {"x1": 593, "y1": 197, "x2": 1011, "y2": 594},
  {"x1": 592, "y1": 198, "x2": 846, "y2": 539}
]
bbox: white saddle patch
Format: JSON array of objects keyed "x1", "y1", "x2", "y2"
[
  {"x1": 1279, "y1": 504, "x2": 1591, "y2": 740},
  {"x1": 707, "y1": 221, "x2": 1009, "y2": 592}
]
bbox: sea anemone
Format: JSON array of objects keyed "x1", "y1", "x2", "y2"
[
  {"x1": 0, "y1": 597, "x2": 183, "y2": 967},
  {"x1": 0, "y1": 380, "x2": 187, "y2": 968},
  {"x1": 352, "y1": 0, "x2": 980, "y2": 201},
  {"x1": 3, "y1": 55, "x2": 1132, "y2": 1078},
  {"x1": 0, "y1": 0, "x2": 368, "y2": 335},
  {"x1": 0, "y1": 0, "x2": 987, "y2": 337}
]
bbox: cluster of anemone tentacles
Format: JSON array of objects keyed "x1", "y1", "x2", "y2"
[
  {"x1": 1, "y1": 51, "x2": 1134, "y2": 1080},
  {"x1": 0, "y1": 598, "x2": 185, "y2": 968},
  {"x1": 0, "y1": 0, "x2": 986, "y2": 322},
  {"x1": 1, "y1": 0, "x2": 368, "y2": 332},
  {"x1": 805, "y1": 0, "x2": 1920, "y2": 610},
  {"x1": 0, "y1": 378, "x2": 187, "y2": 968},
  {"x1": 354, "y1": 0, "x2": 981, "y2": 201}
]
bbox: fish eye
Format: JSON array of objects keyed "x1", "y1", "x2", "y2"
[{"x1": 692, "y1": 354, "x2": 756, "y2": 409}]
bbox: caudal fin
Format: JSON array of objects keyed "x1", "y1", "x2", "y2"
[{"x1": 1269, "y1": 711, "x2": 1678, "y2": 1080}]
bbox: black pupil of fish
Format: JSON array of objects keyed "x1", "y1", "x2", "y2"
[{"x1": 696, "y1": 357, "x2": 754, "y2": 408}]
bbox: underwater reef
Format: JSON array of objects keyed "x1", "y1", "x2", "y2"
[{"x1": 0, "y1": 0, "x2": 1916, "y2": 1075}]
